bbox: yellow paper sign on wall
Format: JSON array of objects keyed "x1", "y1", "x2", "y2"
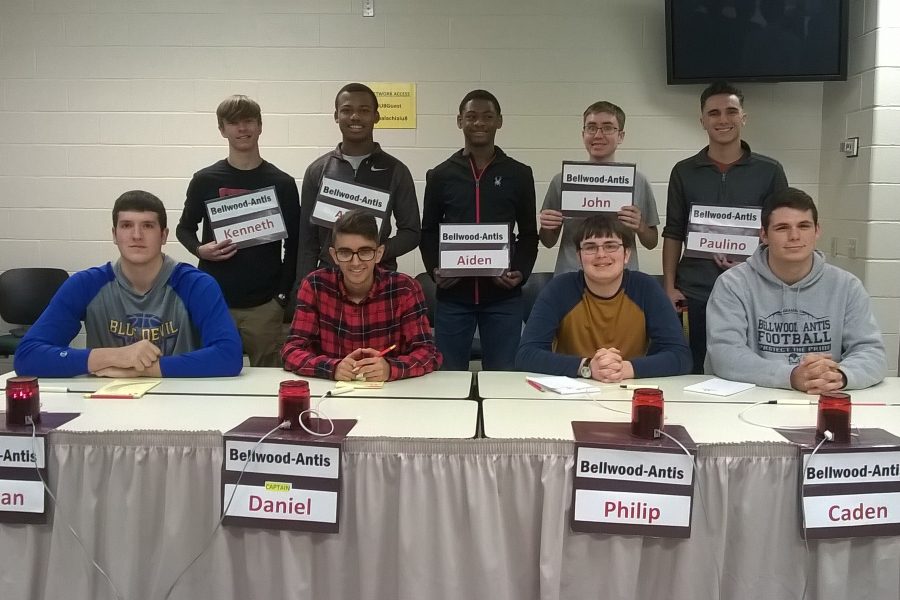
[{"x1": 368, "y1": 82, "x2": 416, "y2": 129}]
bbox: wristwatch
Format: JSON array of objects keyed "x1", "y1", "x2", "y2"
[{"x1": 579, "y1": 358, "x2": 592, "y2": 379}]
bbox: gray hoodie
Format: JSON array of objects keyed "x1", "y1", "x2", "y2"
[{"x1": 706, "y1": 246, "x2": 886, "y2": 390}]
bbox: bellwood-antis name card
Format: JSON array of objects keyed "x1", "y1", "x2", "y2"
[
  {"x1": 204, "y1": 186, "x2": 287, "y2": 250},
  {"x1": 438, "y1": 223, "x2": 510, "y2": 277},
  {"x1": 684, "y1": 204, "x2": 761, "y2": 262},
  {"x1": 559, "y1": 161, "x2": 635, "y2": 217},
  {"x1": 312, "y1": 176, "x2": 389, "y2": 232}
]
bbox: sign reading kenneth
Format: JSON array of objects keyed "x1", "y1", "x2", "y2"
[
  {"x1": 799, "y1": 432, "x2": 900, "y2": 539},
  {"x1": 204, "y1": 186, "x2": 287, "y2": 250},
  {"x1": 684, "y1": 204, "x2": 761, "y2": 261},
  {"x1": 222, "y1": 417, "x2": 356, "y2": 533},
  {"x1": 312, "y1": 176, "x2": 389, "y2": 232},
  {"x1": 571, "y1": 421, "x2": 696, "y2": 538},
  {"x1": 559, "y1": 161, "x2": 636, "y2": 217},
  {"x1": 438, "y1": 223, "x2": 510, "y2": 277}
]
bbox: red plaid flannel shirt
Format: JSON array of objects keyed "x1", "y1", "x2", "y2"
[{"x1": 282, "y1": 266, "x2": 442, "y2": 380}]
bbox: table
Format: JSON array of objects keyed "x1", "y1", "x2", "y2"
[
  {"x1": 1, "y1": 367, "x2": 474, "y2": 399},
  {"x1": 478, "y1": 371, "x2": 900, "y2": 404}
]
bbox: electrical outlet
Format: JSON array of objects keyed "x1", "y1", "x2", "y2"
[
  {"x1": 847, "y1": 238, "x2": 857, "y2": 259},
  {"x1": 362, "y1": 0, "x2": 374, "y2": 17},
  {"x1": 840, "y1": 137, "x2": 859, "y2": 158}
]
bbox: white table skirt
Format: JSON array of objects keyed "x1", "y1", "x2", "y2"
[{"x1": 1, "y1": 433, "x2": 898, "y2": 600}]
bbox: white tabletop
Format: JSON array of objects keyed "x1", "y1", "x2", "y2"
[
  {"x1": 477, "y1": 372, "x2": 900, "y2": 405},
  {"x1": 28, "y1": 391, "x2": 477, "y2": 438},
  {"x1": 1, "y1": 368, "x2": 474, "y2": 400},
  {"x1": 482, "y1": 397, "x2": 900, "y2": 444}
]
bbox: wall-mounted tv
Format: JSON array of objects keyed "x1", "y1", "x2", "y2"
[{"x1": 666, "y1": 0, "x2": 849, "y2": 84}]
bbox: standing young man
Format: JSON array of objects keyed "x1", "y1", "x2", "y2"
[
  {"x1": 706, "y1": 188, "x2": 885, "y2": 392},
  {"x1": 421, "y1": 89, "x2": 539, "y2": 371},
  {"x1": 176, "y1": 95, "x2": 300, "y2": 367},
  {"x1": 296, "y1": 83, "x2": 420, "y2": 281},
  {"x1": 283, "y1": 210, "x2": 440, "y2": 381},
  {"x1": 15, "y1": 191, "x2": 242, "y2": 378},
  {"x1": 539, "y1": 101, "x2": 659, "y2": 274},
  {"x1": 517, "y1": 215, "x2": 690, "y2": 380},
  {"x1": 662, "y1": 81, "x2": 788, "y2": 372}
]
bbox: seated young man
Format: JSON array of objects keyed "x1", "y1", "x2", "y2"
[
  {"x1": 706, "y1": 187, "x2": 886, "y2": 392},
  {"x1": 282, "y1": 210, "x2": 441, "y2": 381},
  {"x1": 14, "y1": 191, "x2": 243, "y2": 378},
  {"x1": 516, "y1": 215, "x2": 691, "y2": 381}
]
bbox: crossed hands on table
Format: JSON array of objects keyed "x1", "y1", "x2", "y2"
[
  {"x1": 335, "y1": 348, "x2": 390, "y2": 382},
  {"x1": 88, "y1": 340, "x2": 162, "y2": 378},
  {"x1": 586, "y1": 347, "x2": 635, "y2": 383},
  {"x1": 790, "y1": 353, "x2": 846, "y2": 395}
]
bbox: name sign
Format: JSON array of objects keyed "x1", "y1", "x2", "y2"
[
  {"x1": 439, "y1": 223, "x2": 510, "y2": 277},
  {"x1": 801, "y1": 441, "x2": 900, "y2": 539},
  {"x1": 222, "y1": 417, "x2": 355, "y2": 533},
  {"x1": 559, "y1": 161, "x2": 636, "y2": 217},
  {"x1": 571, "y1": 422, "x2": 695, "y2": 538},
  {"x1": 0, "y1": 412, "x2": 79, "y2": 524},
  {"x1": 684, "y1": 204, "x2": 761, "y2": 261},
  {"x1": 204, "y1": 186, "x2": 287, "y2": 250},
  {"x1": 312, "y1": 176, "x2": 389, "y2": 232}
]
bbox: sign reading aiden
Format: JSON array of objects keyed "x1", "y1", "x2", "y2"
[
  {"x1": 559, "y1": 161, "x2": 636, "y2": 218},
  {"x1": 439, "y1": 223, "x2": 510, "y2": 277},
  {"x1": 571, "y1": 421, "x2": 696, "y2": 538},
  {"x1": 684, "y1": 204, "x2": 761, "y2": 262},
  {"x1": 204, "y1": 186, "x2": 287, "y2": 250},
  {"x1": 800, "y1": 439, "x2": 900, "y2": 539},
  {"x1": 312, "y1": 176, "x2": 389, "y2": 233}
]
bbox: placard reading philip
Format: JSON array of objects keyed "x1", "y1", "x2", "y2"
[
  {"x1": 204, "y1": 186, "x2": 287, "y2": 250},
  {"x1": 560, "y1": 161, "x2": 636, "y2": 217},
  {"x1": 684, "y1": 204, "x2": 761, "y2": 262},
  {"x1": 799, "y1": 430, "x2": 900, "y2": 539},
  {"x1": 312, "y1": 176, "x2": 388, "y2": 232},
  {"x1": 571, "y1": 421, "x2": 696, "y2": 538},
  {"x1": 222, "y1": 417, "x2": 356, "y2": 533},
  {"x1": 438, "y1": 223, "x2": 510, "y2": 277}
]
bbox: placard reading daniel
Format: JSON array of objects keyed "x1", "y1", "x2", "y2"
[
  {"x1": 204, "y1": 186, "x2": 287, "y2": 250},
  {"x1": 684, "y1": 204, "x2": 761, "y2": 261},
  {"x1": 439, "y1": 223, "x2": 510, "y2": 277},
  {"x1": 559, "y1": 161, "x2": 636, "y2": 217},
  {"x1": 312, "y1": 176, "x2": 388, "y2": 232}
]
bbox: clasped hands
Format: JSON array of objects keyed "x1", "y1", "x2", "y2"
[
  {"x1": 586, "y1": 347, "x2": 635, "y2": 383},
  {"x1": 790, "y1": 353, "x2": 845, "y2": 395},
  {"x1": 335, "y1": 347, "x2": 390, "y2": 382},
  {"x1": 90, "y1": 339, "x2": 162, "y2": 378}
]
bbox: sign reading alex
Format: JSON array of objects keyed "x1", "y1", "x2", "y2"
[
  {"x1": 684, "y1": 204, "x2": 761, "y2": 262},
  {"x1": 800, "y1": 430, "x2": 900, "y2": 539},
  {"x1": 204, "y1": 186, "x2": 287, "y2": 250},
  {"x1": 559, "y1": 161, "x2": 636, "y2": 217},
  {"x1": 438, "y1": 223, "x2": 510, "y2": 277},
  {"x1": 312, "y1": 176, "x2": 389, "y2": 233},
  {"x1": 0, "y1": 413, "x2": 79, "y2": 524},
  {"x1": 571, "y1": 422, "x2": 695, "y2": 538},
  {"x1": 222, "y1": 417, "x2": 355, "y2": 533}
]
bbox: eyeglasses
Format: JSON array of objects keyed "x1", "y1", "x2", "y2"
[
  {"x1": 334, "y1": 247, "x2": 377, "y2": 262},
  {"x1": 583, "y1": 125, "x2": 619, "y2": 136},
  {"x1": 579, "y1": 241, "x2": 624, "y2": 255}
]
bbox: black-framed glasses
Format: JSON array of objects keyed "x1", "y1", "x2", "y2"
[
  {"x1": 334, "y1": 247, "x2": 377, "y2": 262},
  {"x1": 579, "y1": 241, "x2": 624, "y2": 255},
  {"x1": 583, "y1": 124, "x2": 619, "y2": 136}
]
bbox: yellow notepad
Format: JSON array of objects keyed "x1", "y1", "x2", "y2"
[{"x1": 84, "y1": 379, "x2": 161, "y2": 399}]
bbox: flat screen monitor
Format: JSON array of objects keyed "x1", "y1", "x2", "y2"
[{"x1": 666, "y1": 0, "x2": 849, "y2": 84}]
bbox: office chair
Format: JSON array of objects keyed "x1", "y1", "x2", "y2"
[{"x1": 0, "y1": 267, "x2": 69, "y2": 357}]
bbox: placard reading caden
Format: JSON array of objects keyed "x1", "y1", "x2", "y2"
[
  {"x1": 312, "y1": 176, "x2": 388, "y2": 232},
  {"x1": 204, "y1": 186, "x2": 287, "y2": 250},
  {"x1": 559, "y1": 161, "x2": 636, "y2": 217},
  {"x1": 684, "y1": 204, "x2": 761, "y2": 261},
  {"x1": 438, "y1": 223, "x2": 510, "y2": 277}
]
